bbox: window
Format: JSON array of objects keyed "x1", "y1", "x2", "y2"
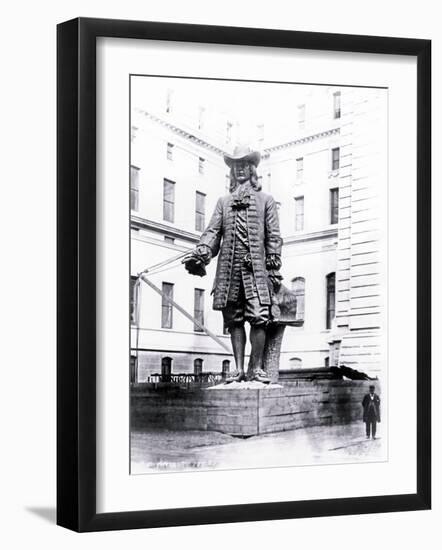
[
  {"x1": 195, "y1": 191, "x2": 206, "y2": 232},
  {"x1": 331, "y1": 147, "x2": 340, "y2": 171},
  {"x1": 166, "y1": 142, "x2": 174, "y2": 160},
  {"x1": 294, "y1": 196, "x2": 304, "y2": 231},
  {"x1": 130, "y1": 355, "x2": 137, "y2": 384},
  {"x1": 130, "y1": 276, "x2": 139, "y2": 325},
  {"x1": 194, "y1": 358, "x2": 203, "y2": 376},
  {"x1": 333, "y1": 91, "x2": 341, "y2": 119},
  {"x1": 296, "y1": 157, "x2": 304, "y2": 180},
  {"x1": 194, "y1": 289, "x2": 205, "y2": 332},
  {"x1": 298, "y1": 104, "x2": 306, "y2": 129},
  {"x1": 198, "y1": 157, "x2": 205, "y2": 175},
  {"x1": 130, "y1": 165, "x2": 140, "y2": 211},
  {"x1": 257, "y1": 124, "x2": 265, "y2": 145},
  {"x1": 164, "y1": 235, "x2": 175, "y2": 245},
  {"x1": 161, "y1": 357, "x2": 172, "y2": 382},
  {"x1": 291, "y1": 277, "x2": 305, "y2": 321},
  {"x1": 226, "y1": 121, "x2": 233, "y2": 143},
  {"x1": 163, "y1": 179, "x2": 175, "y2": 222},
  {"x1": 166, "y1": 89, "x2": 173, "y2": 113},
  {"x1": 225, "y1": 174, "x2": 231, "y2": 194},
  {"x1": 222, "y1": 360, "x2": 231, "y2": 376},
  {"x1": 289, "y1": 357, "x2": 302, "y2": 369},
  {"x1": 324, "y1": 356, "x2": 330, "y2": 367},
  {"x1": 161, "y1": 282, "x2": 174, "y2": 329},
  {"x1": 198, "y1": 106, "x2": 205, "y2": 130},
  {"x1": 330, "y1": 188, "x2": 339, "y2": 224},
  {"x1": 326, "y1": 273, "x2": 336, "y2": 329}
]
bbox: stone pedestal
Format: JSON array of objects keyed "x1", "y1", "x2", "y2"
[{"x1": 131, "y1": 380, "x2": 369, "y2": 437}]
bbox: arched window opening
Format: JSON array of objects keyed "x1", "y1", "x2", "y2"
[
  {"x1": 161, "y1": 356, "x2": 172, "y2": 382},
  {"x1": 194, "y1": 358, "x2": 203, "y2": 376},
  {"x1": 289, "y1": 357, "x2": 302, "y2": 369},
  {"x1": 222, "y1": 359, "x2": 231, "y2": 379}
]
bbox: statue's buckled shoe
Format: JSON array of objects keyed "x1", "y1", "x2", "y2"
[
  {"x1": 250, "y1": 369, "x2": 271, "y2": 384},
  {"x1": 225, "y1": 371, "x2": 247, "y2": 383}
]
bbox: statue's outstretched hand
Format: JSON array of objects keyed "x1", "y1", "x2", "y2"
[{"x1": 182, "y1": 245, "x2": 212, "y2": 277}]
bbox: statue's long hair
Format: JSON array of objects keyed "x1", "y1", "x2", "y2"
[{"x1": 229, "y1": 163, "x2": 261, "y2": 193}]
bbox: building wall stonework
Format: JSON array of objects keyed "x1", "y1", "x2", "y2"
[{"x1": 130, "y1": 82, "x2": 387, "y2": 380}]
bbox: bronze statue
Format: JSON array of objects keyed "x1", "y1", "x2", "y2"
[{"x1": 184, "y1": 144, "x2": 283, "y2": 383}]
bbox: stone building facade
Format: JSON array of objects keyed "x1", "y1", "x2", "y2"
[{"x1": 130, "y1": 80, "x2": 387, "y2": 382}]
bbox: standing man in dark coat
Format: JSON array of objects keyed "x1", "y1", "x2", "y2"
[
  {"x1": 184, "y1": 144, "x2": 283, "y2": 383},
  {"x1": 362, "y1": 384, "x2": 381, "y2": 439}
]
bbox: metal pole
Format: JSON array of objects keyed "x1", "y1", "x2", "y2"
[{"x1": 138, "y1": 273, "x2": 231, "y2": 353}]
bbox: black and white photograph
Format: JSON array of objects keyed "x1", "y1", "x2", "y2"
[{"x1": 129, "y1": 76, "x2": 388, "y2": 474}]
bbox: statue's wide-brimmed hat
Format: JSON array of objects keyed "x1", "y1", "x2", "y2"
[{"x1": 224, "y1": 144, "x2": 261, "y2": 168}]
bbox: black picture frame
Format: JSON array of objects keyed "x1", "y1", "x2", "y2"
[{"x1": 57, "y1": 17, "x2": 431, "y2": 532}]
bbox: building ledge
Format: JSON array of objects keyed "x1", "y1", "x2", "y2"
[
  {"x1": 283, "y1": 227, "x2": 338, "y2": 245},
  {"x1": 131, "y1": 215, "x2": 200, "y2": 243}
]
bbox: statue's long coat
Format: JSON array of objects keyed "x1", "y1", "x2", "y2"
[{"x1": 198, "y1": 187, "x2": 282, "y2": 310}]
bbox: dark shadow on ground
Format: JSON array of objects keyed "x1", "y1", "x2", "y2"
[{"x1": 26, "y1": 506, "x2": 56, "y2": 524}]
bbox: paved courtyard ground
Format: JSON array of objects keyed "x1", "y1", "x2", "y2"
[{"x1": 131, "y1": 421, "x2": 386, "y2": 474}]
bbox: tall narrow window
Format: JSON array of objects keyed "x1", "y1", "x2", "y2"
[
  {"x1": 198, "y1": 106, "x2": 205, "y2": 130},
  {"x1": 331, "y1": 147, "x2": 340, "y2": 171},
  {"x1": 226, "y1": 121, "x2": 233, "y2": 143},
  {"x1": 326, "y1": 273, "x2": 336, "y2": 329},
  {"x1": 130, "y1": 276, "x2": 139, "y2": 325},
  {"x1": 194, "y1": 289, "x2": 205, "y2": 332},
  {"x1": 130, "y1": 355, "x2": 137, "y2": 384},
  {"x1": 163, "y1": 179, "x2": 175, "y2": 222},
  {"x1": 198, "y1": 157, "x2": 205, "y2": 175},
  {"x1": 166, "y1": 142, "x2": 174, "y2": 160},
  {"x1": 257, "y1": 123, "x2": 265, "y2": 146},
  {"x1": 222, "y1": 360, "x2": 231, "y2": 377},
  {"x1": 296, "y1": 157, "x2": 304, "y2": 180},
  {"x1": 161, "y1": 282, "x2": 174, "y2": 329},
  {"x1": 195, "y1": 191, "x2": 206, "y2": 231},
  {"x1": 291, "y1": 277, "x2": 305, "y2": 321},
  {"x1": 330, "y1": 188, "x2": 339, "y2": 224},
  {"x1": 194, "y1": 358, "x2": 203, "y2": 376},
  {"x1": 130, "y1": 165, "x2": 140, "y2": 211},
  {"x1": 225, "y1": 174, "x2": 231, "y2": 194},
  {"x1": 333, "y1": 91, "x2": 341, "y2": 119},
  {"x1": 161, "y1": 357, "x2": 172, "y2": 382},
  {"x1": 166, "y1": 89, "x2": 173, "y2": 113},
  {"x1": 294, "y1": 196, "x2": 304, "y2": 231},
  {"x1": 298, "y1": 104, "x2": 306, "y2": 129}
]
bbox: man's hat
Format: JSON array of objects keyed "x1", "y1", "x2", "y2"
[{"x1": 224, "y1": 144, "x2": 261, "y2": 168}]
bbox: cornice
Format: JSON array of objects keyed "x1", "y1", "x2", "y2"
[
  {"x1": 134, "y1": 107, "x2": 340, "y2": 159},
  {"x1": 134, "y1": 107, "x2": 228, "y2": 157},
  {"x1": 131, "y1": 215, "x2": 200, "y2": 243},
  {"x1": 283, "y1": 227, "x2": 338, "y2": 245}
]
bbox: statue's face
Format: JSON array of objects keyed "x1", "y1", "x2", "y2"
[{"x1": 232, "y1": 160, "x2": 251, "y2": 184}]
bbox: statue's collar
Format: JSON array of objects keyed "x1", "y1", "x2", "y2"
[{"x1": 231, "y1": 181, "x2": 253, "y2": 209}]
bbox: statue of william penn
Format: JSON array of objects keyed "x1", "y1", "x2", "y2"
[{"x1": 184, "y1": 144, "x2": 283, "y2": 384}]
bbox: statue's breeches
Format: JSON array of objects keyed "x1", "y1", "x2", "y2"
[{"x1": 222, "y1": 282, "x2": 270, "y2": 329}]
